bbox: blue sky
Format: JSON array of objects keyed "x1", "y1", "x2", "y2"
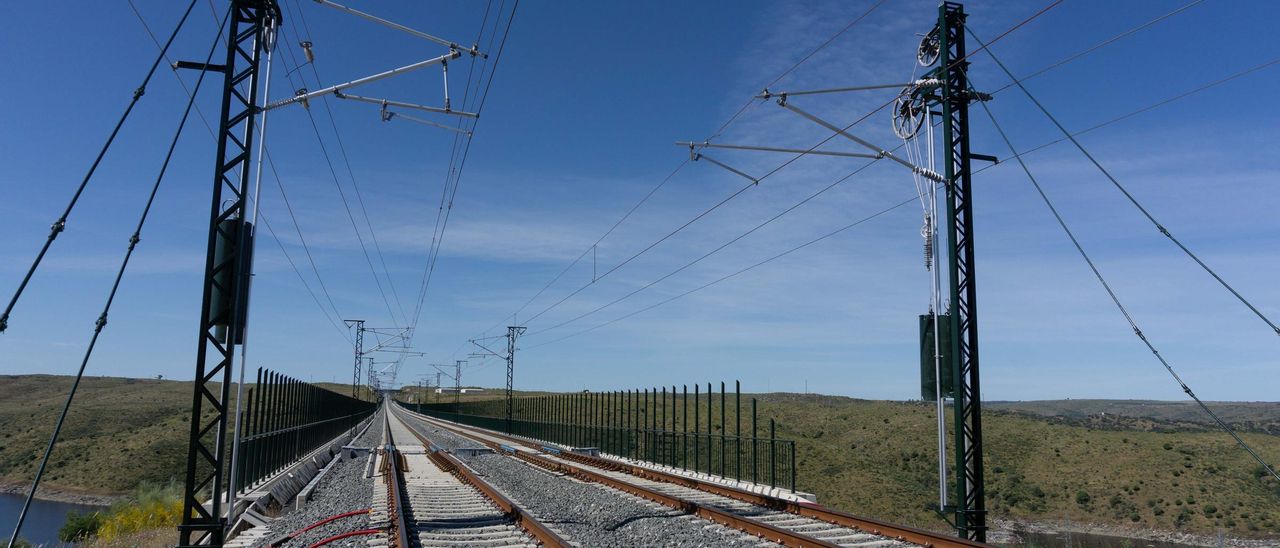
[{"x1": 0, "y1": 0, "x2": 1276, "y2": 401}]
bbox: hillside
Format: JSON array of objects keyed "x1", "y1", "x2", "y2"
[
  {"x1": 987, "y1": 400, "x2": 1280, "y2": 435},
  {"x1": 753, "y1": 394, "x2": 1279, "y2": 540},
  {"x1": 0, "y1": 375, "x2": 201, "y2": 501},
  {"x1": 0, "y1": 376, "x2": 1276, "y2": 541}
]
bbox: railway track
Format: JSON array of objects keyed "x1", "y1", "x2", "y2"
[
  {"x1": 378, "y1": 405, "x2": 565, "y2": 547},
  {"x1": 395, "y1": 403, "x2": 993, "y2": 548}
]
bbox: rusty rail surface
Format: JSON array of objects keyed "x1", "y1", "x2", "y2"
[
  {"x1": 402, "y1": 405, "x2": 992, "y2": 548},
  {"x1": 382, "y1": 413, "x2": 410, "y2": 548},
  {"x1": 389, "y1": 406, "x2": 569, "y2": 547}
]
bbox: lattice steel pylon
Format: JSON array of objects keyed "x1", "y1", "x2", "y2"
[
  {"x1": 933, "y1": 2, "x2": 987, "y2": 541},
  {"x1": 178, "y1": 2, "x2": 280, "y2": 546},
  {"x1": 504, "y1": 326, "x2": 527, "y2": 432},
  {"x1": 345, "y1": 319, "x2": 365, "y2": 397}
]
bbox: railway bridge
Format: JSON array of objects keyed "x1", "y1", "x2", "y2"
[{"x1": 219, "y1": 394, "x2": 987, "y2": 548}]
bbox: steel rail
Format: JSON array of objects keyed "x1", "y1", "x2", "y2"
[
  {"x1": 402, "y1": 405, "x2": 991, "y2": 548},
  {"x1": 381, "y1": 413, "x2": 410, "y2": 548},
  {"x1": 387, "y1": 405, "x2": 568, "y2": 547}
]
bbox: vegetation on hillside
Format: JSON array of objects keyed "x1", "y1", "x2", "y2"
[
  {"x1": 0, "y1": 375, "x2": 195, "y2": 495},
  {"x1": 753, "y1": 394, "x2": 1279, "y2": 538},
  {"x1": 1, "y1": 375, "x2": 1275, "y2": 541}
]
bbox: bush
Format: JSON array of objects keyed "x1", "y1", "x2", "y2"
[
  {"x1": 1076, "y1": 490, "x2": 1091, "y2": 505},
  {"x1": 58, "y1": 510, "x2": 103, "y2": 542},
  {"x1": 96, "y1": 481, "x2": 184, "y2": 543}
]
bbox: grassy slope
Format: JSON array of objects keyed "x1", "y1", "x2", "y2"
[
  {"x1": 0, "y1": 375, "x2": 208, "y2": 496},
  {"x1": 755, "y1": 394, "x2": 1280, "y2": 538},
  {"x1": 2, "y1": 376, "x2": 1276, "y2": 539}
]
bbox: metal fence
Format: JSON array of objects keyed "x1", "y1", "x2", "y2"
[
  {"x1": 232, "y1": 367, "x2": 377, "y2": 492},
  {"x1": 400, "y1": 380, "x2": 796, "y2": 491}
]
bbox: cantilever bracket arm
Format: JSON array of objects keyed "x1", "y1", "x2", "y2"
[
  {"x1": 262, "y1": 50, "x2": 461, "y2": 111},
  {"x1": 312, "y1": 0, "x2": 487, "y2": 57},
  {"x1": 469, "y1": 339, "x2": 508, "y2": 360},
  {"x1": 340, "y1": 92, "x2": 477, "y2": 118},
  {"x1": 676, "y1": 141, "x2": 878, "y2": 160},
  {"x1": 777, "y1": 101, "x2": 944, "y2": 182},
  {"x1": 757, "y1": 79, "x2": 942, "y2": 100},
  {"x1": 381, "y1": 108, "x2": 473, "y2": 136},
  {"x1": 689, "y1": 148, "x2": 759, "y2": 184}
]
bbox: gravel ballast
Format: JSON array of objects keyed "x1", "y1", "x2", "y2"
[
  {"x1": 398, "y1": 410, "x2": 772, "y2": 547},
  {"x1": 247, "y1": 414, "x2": 383, "y2": 548}
]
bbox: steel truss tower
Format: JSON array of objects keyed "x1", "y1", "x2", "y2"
[
  {"x1": 504, "y1": 326, "x2": 526, "y2": 433},
  {"x1": 935, "y1": 2, "x2": 986, "y2": 541},
  {"x1": 345, "y1": 319, "x2": 365, "y2": 398},
  {"x1": 179, "y1": 1, "x2": 280, "y2": 546}
]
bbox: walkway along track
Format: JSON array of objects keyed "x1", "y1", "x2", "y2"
[
  {"x1": 396, "y1": 403, "x2": 993, "y2": 548},
  {"x1": 380, "y1": 405, "x2": 567, "y2": 547}
]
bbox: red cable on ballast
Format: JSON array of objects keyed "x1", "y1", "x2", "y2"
[
  {"x1": 306, "y1": 529, "x2": 381, "y2": 548},
  {"x1": 272, "y1": 509, "x2": 370, "y2": 546}
]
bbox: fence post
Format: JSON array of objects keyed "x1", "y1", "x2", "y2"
[
  {"x1": 751, "y1": 398, "x2": 757, "y2": 484},
  {"x1": 720, "y1": 381, "x2": 726, "y2": 477},
  {"x1": 791, "y1": 440, "x2": 797, "y2": 492},
  {"x1": 694, "y1": 383, "x2": 700, "y2": 473},
  {"x1": 706, "y1": 382, "x2": 712, "y2": 473},
  {"x1": 682, "y1": 385, "x2": 688, "y2": 470},
  {"x1": 770, "y1": 418, "x2": 777, "y2": 488},
  {"x1": 735, "y1": 380, "x2": 741, "y2": 480}
]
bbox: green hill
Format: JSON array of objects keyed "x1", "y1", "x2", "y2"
[
  {"x1": 0, "y1": 375, "x2": 197, "y2": 500},
  {"x1": 754, "y1": 394, "x2": 1279, "y2": 539},
  {"x1": 1, "y1": 376, "x2": 1276, "y2": 541}
]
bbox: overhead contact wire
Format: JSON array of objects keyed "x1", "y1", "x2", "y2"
[
  {"x1": 977, "y1": 99, "x2": 1278, "y2": 483},
  {"x1": 522, "y1": 97, "x2": 896, "y2": 326},
  {"x1": 288, "y1": 0, "x2": 409, "y2": 324},
  {"x1": 479, "y1": 0, "x2": 889, "y2": 337},
  {"x1": 974, "y1": 31, "x2": 1280, "y2": 337},
  {"x1": 5, "y1": 6, "x2": 227, "y2": 543},
  {"x1": 129, "y1": 0, "x2": 352, "y2": 343}
]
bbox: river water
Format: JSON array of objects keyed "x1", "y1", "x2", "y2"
[{"x1": 0, "y1": 492, "x2": 106, "y2": 546}]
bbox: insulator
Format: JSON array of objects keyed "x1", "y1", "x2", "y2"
[
  {"x1": 921, "y1": 221, "x2": 934, "y2": 270},
  {"x1": 301, "y1": 40, "x2": 315, "y2": 64}
]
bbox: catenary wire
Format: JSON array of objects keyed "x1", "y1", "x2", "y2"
[
  {"x1": 987, "y1": 0, "x2": 1206, "y2": 96},
  {"x1": 526, "y1": 192, "x2": 924, "y2": 350},
  {"x1": 130, "y1": 1, "x2": 354, "y2": 343},
  {"x1": 407, "y1": 1, "x2": 517, "y2": 336},
  {"x1": 285, "y1": 0, "x2": 410, "y2": 324},
  {"x1": 974, "y1": 56, "x2": 1280, "y2": 177},
  {"x1": 475, "y1": 0, "x2": 890, "y2": 338},
  {"x1": 273, "y1": 22, "x2": 403, "y2": 326},
  {"x1": 527, "y1": 50, "x2": 1280, "y2": 346},
  {"x1": 522, "y1": 13, "x2": 1269, "y2": 348},
  {"x1": 515, "y1": 0, "x2": 1064, "y2": 328},
  {"x1": 0, "y1": 0, "x2": 200, "y2": 334},
  {"x1": 521, "y1": 96, "x2": 897, "y2": 326},
  {"x1": 972, "y1": 30, "x2": 1280, "y2": 337},
  {"x1": 527, "y1": 140, "x2": 906, "y2": 338},
  {"x1": 976, "y1": 97, "x2": 1279, "y2": 483},
  {"x1": 408, "y1": 0, "x2": 499, "y2": 332},
  {"x1": 6, "y1": 7, "x2": 226, "y2": 543}
]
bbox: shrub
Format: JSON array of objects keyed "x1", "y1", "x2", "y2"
[
  {"x1": 97, "y1": 481, "x2": 184, "y2": 543},
  {"x1": 58, "y1": 510, "x2": 103, "y2": 542},
  {"x1": 1075, "y1": 490, "x2": 1091, "y2": 505}
]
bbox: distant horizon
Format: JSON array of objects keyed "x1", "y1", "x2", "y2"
[{"x1": 5, "y1": 372, "x2": 1276, "y2": 405}]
